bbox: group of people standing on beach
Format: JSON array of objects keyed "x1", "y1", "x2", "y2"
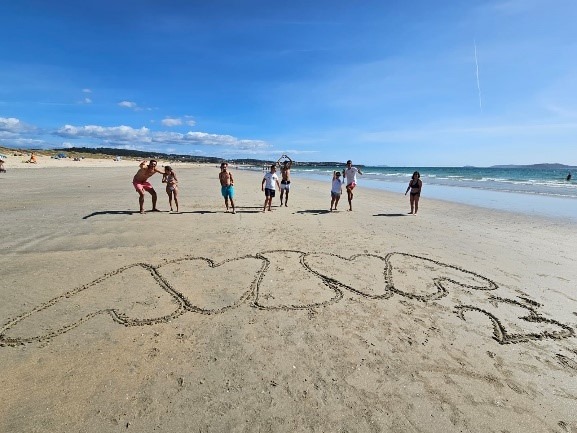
[{"x1": 132, "y1": 156, "x2": 423, "y2": 215}]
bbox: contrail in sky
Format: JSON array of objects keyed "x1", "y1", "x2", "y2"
[{"x1": 474, "y1": 40, "x2": 483, "y2": 111}]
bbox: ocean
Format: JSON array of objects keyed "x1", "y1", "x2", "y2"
[{"x1": 244, "y1": 165, "x2": 577, "y2": 220}]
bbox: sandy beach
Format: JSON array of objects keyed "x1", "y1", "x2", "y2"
[{"x1": 1, "y1": 157, "x2": 576, "y2": 432}]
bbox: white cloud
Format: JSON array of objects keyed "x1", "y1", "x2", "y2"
[
  {"x1": 56, "y1": 125, "x2": 151, "y2": 143},
  {"x1": 52, "y1": 123, "x2": 269, "y2": 150},
  {"x1": 162, "y1": 118, "x2": 182, "y2": 127},
  {"x1": 83, "y1": 98, "x2": 92, "y2": 104},
  {"x1": 161, "y1": 116, "x2": 196, "y2": 127},
  {"x1": 0, "y1": 117, "x2": 34, "y2": 133},
  {"x1": 82, "y1": 88, "x2": 92, "y2": 93},
  {"x1": 183, "y1": 131, "x2": 268, "y2": 149},
  {"x1": 0, "y1": 117, "x2": 23, "y2": 132},
  {"x1": 118, "y1": 101, "x2": 138, "y2": 109}
]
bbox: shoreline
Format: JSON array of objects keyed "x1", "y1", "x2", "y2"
[
  {"x1": 2, "y1": 155, "x2": 576, "y2": 222},
  {"x1": 290, "y1": 171, "x2": 577, "y2": 222}
]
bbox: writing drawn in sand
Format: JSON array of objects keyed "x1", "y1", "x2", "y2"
[{"x1": 0, "y1": 251, "x2": 574, "y2": 348}]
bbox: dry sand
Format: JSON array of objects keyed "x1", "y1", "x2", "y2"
[{"x1": 1, "y1": 158, "x2": 576, "y2": 432}]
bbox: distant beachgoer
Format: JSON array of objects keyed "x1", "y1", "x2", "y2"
[
  {"x1": 132, "y1": 160, "x2": 164, "y2": 214},
  {"x1": 26, "y1": 153, "x2": 37, "y2": 164},
  {"x1": 567, "y1": 172, "x2": 572, "y2": 181},
  {"x1": 0, "y1": 157, "x2": 5, "y2": 173},
  {"x1": 162, "y1": 166, "x2": 179, "y2": 212},
  {"x1": 342, "y1": 160, "x2": 363, "y2": 211},
  {"x1": 330, "y1": 171, "x2": 343, "y2": 211},
  {"x1": 405, "y1": 171, "x2": 422, "y2": 215},
  {"x1": 219, "y1": 162, "x2": 236, "y2": 214},
  {"x1": 262, "y1": 164, "x2": 281, "y2": 212},
  {"x1": 276, "y1": 154, "x2": 293, "y2": 207}
]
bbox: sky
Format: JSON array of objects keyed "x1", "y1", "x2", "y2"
[{"x1": 1, "y1": 0, "x2": 577, "y2": 167}]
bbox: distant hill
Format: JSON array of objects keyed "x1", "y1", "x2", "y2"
[
  {"x1": 490, "y1": 163, "x2": 575, "y2": 169},
  {"x1": 54, "y1": 147, "x2": 346, "y2": 167}
]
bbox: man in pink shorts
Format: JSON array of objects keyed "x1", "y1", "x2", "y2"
[
  {"x1": 133, "y1": 160, "x2": 164, "y2": 213},
  {"x1": 342, "y1": 160, "x2": 363, "y2": 211}
]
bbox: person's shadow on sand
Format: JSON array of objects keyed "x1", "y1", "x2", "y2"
[
  {"x1": 373, "y1": 213, "x2": 407, "y2": 217},
  {"x1": 295, "y1": 209, "x2": 331, "y2": 215},
  {"x1": 83, "y1": 210, "x2": 140, "y2": 219},
  {"x1": 82, "y1": 209, "x2": 185, "y2": 219}
]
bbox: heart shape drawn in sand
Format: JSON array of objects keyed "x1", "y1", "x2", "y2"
[
  {"x1": 384, "y1": 252, "x2": 498, "y2": 302},
  {"x1": 302, "y1": 252, "x2": 393, "y2": 299},
  {"x1": 156, "y1": 255, "x2": 267, "y2": 314}
]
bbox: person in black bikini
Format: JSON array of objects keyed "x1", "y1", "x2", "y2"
[{"x1": 405, "y1": 171, "x2": 422, "y2": 215}]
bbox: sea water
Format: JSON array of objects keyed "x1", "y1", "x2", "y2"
[{"x1": 248, "y1": 166, "x2": 577, "y2": 221}]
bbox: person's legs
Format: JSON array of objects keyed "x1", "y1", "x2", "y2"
[
  {"x1": 230, "y1": 197, "x2": 235, "y2": 214},
  {"x1": 150, "y1": 189, "x2": 158, "y2": 211},
  {"x1": 414, "y1": 195, "x2": 420, "y2": 215},
  {"x1": 137, "y1": 191, "x2": 145, "y2": 213},
  {"x1": 330, "y1": 195, "x2": 335, "y2": 211},
  {"x1": 166, "y1": 188, "x2": 173, "y2": 211},
  {"x1": 346, "y1": 186, "x2": 353, "y2": 211},
  {"x1": 280, "y1": 189, "x2": 285, "y2": 205},
  {"x1": 334, "y1": 194, "x2": 340, "y2": 210},
  {"x1": 284, "y1": 189, "x2": 289, "y2": 207},
  {"x1": 173, "y1": 189, "x2": 179, "y2": 212},
  {"x1": 409, "y1": 195, "x2": 414, "y2": 214}
]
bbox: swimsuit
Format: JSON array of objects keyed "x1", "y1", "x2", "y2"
[
  {"x1": 133, "y1": 180, "x2": 154, "y2": 192},
  {"x1": 221, "y1": 185, "x2": 235, "y2": 199},
  {"x1": 410, "y1": 180, "x2": 420, "y2": 196},
  {"x1": 280, "y1": 180, "x2": 291, "y2": 191},
  {"x1": 165, "y1": 175, "x2": 177, "y2": 191}
]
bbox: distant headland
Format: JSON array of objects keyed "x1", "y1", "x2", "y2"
[{"x1": 489, "y1": 163, "x2": 576, "y2": 169}]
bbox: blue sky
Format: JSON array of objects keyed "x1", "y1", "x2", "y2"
[{"x1": 1, "y1": 0, "x2": 577, "y2": 166}]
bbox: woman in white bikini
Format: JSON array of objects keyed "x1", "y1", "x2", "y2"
[{"x1": 162, "y1": 166, "x2": 179, "y2": 212}]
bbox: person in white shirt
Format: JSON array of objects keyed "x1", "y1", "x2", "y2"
[
  {"x1": 261, "y1": 164, "x2": 281, "y2": 212},
  {"x1": 330, "y1": 171, "x2": 343, "y2": 211},
  {"x1": 342, "y1": 160, "x2": 362, "y2": 211}
]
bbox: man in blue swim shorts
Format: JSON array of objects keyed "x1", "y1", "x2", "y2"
[{"x1": 219, "y1": 162, "x2": 236, "y2": 213}]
